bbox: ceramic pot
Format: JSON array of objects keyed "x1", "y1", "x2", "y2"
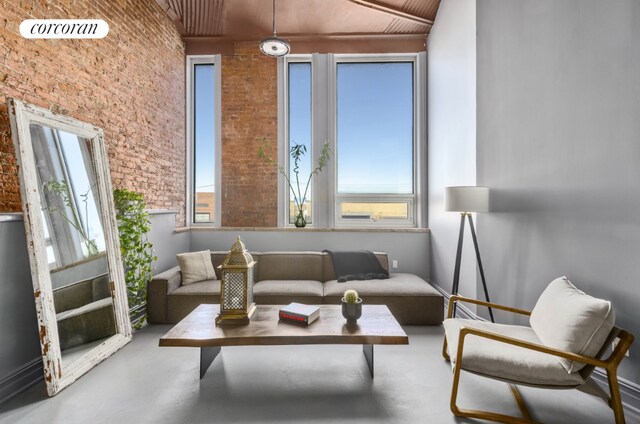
[{"x1": 341, "y1": 298, "x2": 362, "y2": 323}]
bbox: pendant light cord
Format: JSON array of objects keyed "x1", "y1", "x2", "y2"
[{"x1": 272, "y1": 0, "x2": 277, "y2": 36}]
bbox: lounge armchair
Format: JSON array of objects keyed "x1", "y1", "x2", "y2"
[{"x1": 442, "y1": 277, "x2": 634, "y2": 423}]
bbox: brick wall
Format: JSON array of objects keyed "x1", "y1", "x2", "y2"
[
  {"x1": 0, "y1": 0, "x2": 186, "y2": 225},
  {"x1": 221, "y1": 42, "x2": 278, "y2": 227}
]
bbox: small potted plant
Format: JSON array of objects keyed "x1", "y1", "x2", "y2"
[{"x1": 342, "y1": 289, "x2": 362, "y2": 323}]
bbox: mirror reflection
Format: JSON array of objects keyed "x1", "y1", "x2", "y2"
[{"x1": 30, "y1": 124, "x2": 116, "y2": 366}]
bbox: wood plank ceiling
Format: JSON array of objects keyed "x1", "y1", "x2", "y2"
[{"x1": 155, "y1": 0, "x2": 440, "y2": 41}]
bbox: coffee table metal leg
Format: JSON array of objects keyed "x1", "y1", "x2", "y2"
[
  {"x1": 200, "y1": 346, "x2": 221, "y2": 378},
  {"x1": 363, "y1": 344, "x2": 374, "y2": 378}
]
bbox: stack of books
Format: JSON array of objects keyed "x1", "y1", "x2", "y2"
[{"x1": 279, "y1": 303, "x2": 320, "y2": 326}]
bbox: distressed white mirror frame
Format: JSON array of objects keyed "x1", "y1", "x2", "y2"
[{"x1": 8, "y1": 98, "x2": 132, "y2": 396}]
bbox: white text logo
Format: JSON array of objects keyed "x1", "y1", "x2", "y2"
[{"x1": 19, "y1": 19, "x2": 109, "y2": 39}]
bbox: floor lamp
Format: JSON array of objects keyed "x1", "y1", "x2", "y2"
[{"x1": 445, "y1": 186, "x2": 494, "y2": 322}]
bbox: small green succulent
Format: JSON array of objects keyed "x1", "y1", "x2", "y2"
[{"x1": 343, "y1": 289, "x2": 360, "y2": 304}]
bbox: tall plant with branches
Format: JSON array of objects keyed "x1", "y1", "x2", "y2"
[{"x1": 258, "y1": 137, "x2": 331, "y2": 227}]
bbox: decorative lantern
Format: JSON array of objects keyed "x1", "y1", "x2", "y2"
[{"x1": 216, "y1": 237, "x2": 257, "y2": 325}]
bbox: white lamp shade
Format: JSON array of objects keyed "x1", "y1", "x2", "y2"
[{"x1": 444, "y1": 186, "x2": 490, "y2": 212}]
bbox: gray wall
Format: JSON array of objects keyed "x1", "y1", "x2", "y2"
[
  {"x1": 476, "y1": 0, "x2": 640, "y2": 383},
  {"x1": 190, "y1": 229, "x2": 430, "y2": 280},
  {"x1": 427, "y1": 0, "x2": 479, "y2": 304},
  {"x1": 147, "y1": 211, "x2": 189, "y2": 273},
  {"x1": 0, "y1": 216, "x2": 41, "y2": 381}
]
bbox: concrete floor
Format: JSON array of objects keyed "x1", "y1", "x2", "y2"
[{"x1": 0, "y1": 325, "x2": 637, "y2": 424}]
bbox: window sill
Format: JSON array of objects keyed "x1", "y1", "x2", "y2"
[{"x1": 175, "y1": 226, "x2": 429, "y2": 234}]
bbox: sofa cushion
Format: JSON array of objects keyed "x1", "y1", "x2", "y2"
[
  {"x1": 166, "y1": 279, "x2": 221, "y2": 323},
  {"x1": 530, "y1": 277, "x2": 615, "y2": 373},
  {"x1": 170, "y1": 279, "x2": 220, "y2": 295},
  {"x1": 444, "y1": 318, "x2": 585, "y2": 387},
  {"x1": 323, "y1": 274, "x2": 444, "y2": 325},
  {"x1": 254, "y1": 280, "x2": 323, "y2": 297},
  {"x1": 323, "y1": 273, "x2": 438, "y2": 297},
  {"x1": 253, "y1": 280, "x2": 324, "y2": 305},
  {"x1": 176, "y1": 250, "x2": 216, "y2": 285},
  {"x1": 210, "y1": 252, "x2": 229, "y2": 270},
  {"x1": 256, "y1": 252, "x2": 323, "y2": 282}
]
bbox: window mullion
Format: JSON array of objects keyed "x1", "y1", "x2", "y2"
[
  {"x1": 312, "y1": 53, "x2": 333, "y2": 228},
  {"x1": 325, "y1": 53, "x2": 336, "y2": 228},
  {"x1": 277, "y1": 56, "x2": 287, "y2": 227}
]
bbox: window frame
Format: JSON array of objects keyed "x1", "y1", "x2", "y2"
[
  {"x1": 280, "y1": 55, "x2": 315, "y2": 227},
  {"x1": 278, "y1": 52, "x2": 426, "y2": 228},
  {"x1": 336, "y1": 195, "x2": 415, "y2": 226},
  {"x1": 332, "y1": 55, "x2": 420, "y2": 228},
  {"x1": 186, "y1": 55, "x2": 222, "y2": 227}
]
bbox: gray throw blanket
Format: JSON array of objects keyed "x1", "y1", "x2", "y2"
[{"x1": 323, "y1": 250, "x2": 390, "y2": 283}]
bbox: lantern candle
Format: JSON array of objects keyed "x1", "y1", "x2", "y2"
[{"x1": 215, "y1": 237, "x2": 257, "y2": 325}]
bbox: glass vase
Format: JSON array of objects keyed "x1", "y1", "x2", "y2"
[{"x1": 294, "y1": 210, "x2": 307, "y2": 228}]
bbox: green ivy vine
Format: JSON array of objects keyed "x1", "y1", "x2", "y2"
[{"x1": 113, "y1": 188, "x2": 157, "y2": 329}]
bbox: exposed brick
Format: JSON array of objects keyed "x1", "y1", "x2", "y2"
[
  {"x1": 0, "y1": 0, "x2": 186, "y2": 225},
  {"x1": 221, "y1": 42, "x2": 278, "y2": 227}
]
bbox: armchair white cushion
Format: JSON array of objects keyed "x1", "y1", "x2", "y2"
[
  {"x1": 529, "y1": 276, "x2": 614, "y2": 373},
  {"x1": 443, "y1": 319, "x2": 584, "y2": 386}
]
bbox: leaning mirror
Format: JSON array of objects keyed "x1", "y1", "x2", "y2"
[{"x1": 8, "y1": 98, "x2": 132, "y2": 396}]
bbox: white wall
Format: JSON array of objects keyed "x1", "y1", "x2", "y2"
[
  {"x1": 427, "y1": 0, "x2": 479, "y2": 303},
  {"x1": 476, "y1": 0, "x2": 640, "y2": 383}
]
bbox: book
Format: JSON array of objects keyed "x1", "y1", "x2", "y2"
[{"x1": 279, "y1": 303, "x2": 320, "y2": 326}]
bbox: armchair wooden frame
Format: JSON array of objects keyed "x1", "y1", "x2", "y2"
[{"x1": 442, "y1": 295, "x2": 634, "y2": 424}]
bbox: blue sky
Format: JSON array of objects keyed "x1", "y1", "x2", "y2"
[
  {"x1": 194, "y1": 64, "x2": 216, "y2": 194},
  {"x1": 288, "y1": 63, "x2": 312, "y2": 201},
  {"x1": 58, "y1": 130, "x2": 106, "y2": 252},
  {"x1": 336, "y1": 62, "x2": 413, "y2": 194},
  {"x1": 288, "y1": 61, "x2": 414, "y2": 196}
]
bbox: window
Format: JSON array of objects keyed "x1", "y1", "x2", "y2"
[
  {"x1": 187, "y1": 56, "x2": 221, "y2": 226},
  {"x1": 336, "y1": 61, "x2": 415, "y2": 225},
  {"x1": 280, "y1": 53, "x2": 425, "y2": 227},
  {"x1": 287, "y1": 61, "x2": 313, "y2": 224}
]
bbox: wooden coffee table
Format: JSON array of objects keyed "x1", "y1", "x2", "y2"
[{"x1": 159, "y1": 304, "x2": 408, "y2": 378}]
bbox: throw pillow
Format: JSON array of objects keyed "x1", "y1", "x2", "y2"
[
  {"x1": 529, "y1": 276, "x2": 614, "y2": 373},
  {"x1": 176, "y1": 250, "x2": 217, "y2": 285}
]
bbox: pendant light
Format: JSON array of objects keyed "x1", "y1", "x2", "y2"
[{"x1": 260, "y1": 0, "x2": 290, "y2": 57}]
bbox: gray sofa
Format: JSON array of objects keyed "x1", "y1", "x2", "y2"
[{"x1": 148, "y1": 251, "x2": 443, "y2": 325}]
